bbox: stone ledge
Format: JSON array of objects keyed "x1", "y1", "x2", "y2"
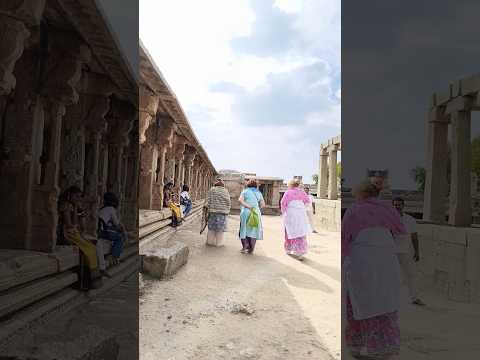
[
  {"x1": 0, "y1": 247, "x2": 79, "y2": 292},
  {"x1": 141, "y1": 242, "x2": 189, "y2": 279}
]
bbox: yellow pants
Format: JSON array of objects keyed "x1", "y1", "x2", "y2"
[
  {"x1": 65, "y1": 229, "x2": 98, "y2": 270},
  {"x1": 169, "y1": 203, "x2": 182, "y2": 220}
]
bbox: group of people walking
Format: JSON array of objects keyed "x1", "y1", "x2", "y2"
[
  {"x1": 203, "y1": 177, "x2": 317, "y2": 260},
  {"x1": 342, "y1": 178, "x2": 425, "y2": 359}
]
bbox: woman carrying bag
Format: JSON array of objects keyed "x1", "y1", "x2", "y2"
[{"x1": 238, "y1": 179, "x2": 265, "y2": 254}]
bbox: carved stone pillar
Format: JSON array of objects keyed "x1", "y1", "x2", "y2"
[
  {"x1": 123, "y1": 126, "x2": 139, "y2": 234},
  {"x1": 139, "y1": 85, "x2": 159, "y2": 144},
  {"x1": 29, "y1": 34, "x2": 91, "y2": 252},
  {"x1": 423, "y1": 107, "x2": 449, "y2": 223},
  {"x1": 318, "y1": 147, "x2": 328, "y2": 199},
  {"x1": 139, "y1": 125, "x2": 158, "y2": 210},
  {"x1": 152, "y1": 116, "x2": 175, "y2": 209},
  {"x1": 106, "y1": 97, "x2": 135, "y2": 211},
  {"x1": 449, "y1": 102, "x2": 472, "y2": 226},
  {"x1": 0, "y1": 1, "x2": 47, "y2": 249},
  {"x1": 183, "y1": 148, "x2": 196, "y2": 188},
  {"x1": 174, "y1": 136, "x2": 188, "y2": 188},
  {"x1": 327, "y1": 146, "x2": 338, "y2": 200}
]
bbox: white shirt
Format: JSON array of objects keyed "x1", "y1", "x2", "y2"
[
  {"x1": 394, "y1": 213, "x2": 417, "y2": 254},
  {"x1": 180, "y1": 191, "x2": 190, "y2": 200},
  {"x1": 306, "y1": 194, "x2": 315, "y2": 211},
  {"x1": 98, "y1": 206, "x2": 120, "y2": 226}
]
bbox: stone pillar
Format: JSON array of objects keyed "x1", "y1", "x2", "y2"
[
  {"x1": 423, "y1": 107, "x2": 449, "y2": 223},
  {"x1": 29, "y1": 34, "x2": 91, "y2": 252},
  {"x1": 164, "y1": 146, "x2": 176, "y2": 185},
  {"x1": 449, "y1": 106, "x2": 472, "y2": 226},
  {"x1": 327, "y1": 146, "x2": 338, "y2": 200},
  {"x1": 139, "y1": 85, "x2": 159, "y2": 145},
  {"x1": 81, "y1": 76, "x2": 112, "y2": 236},
  {"x1": 152, "y1": 116, "x2": 175, "y2": 209},
  {"x1": 318, "y1": 147, "x2": 328, "y2": 199},
  {"x1": 183, "y1": 150, "x2": 196, "y2": 188},
  {"x1": 0, "y1": 1, "x2": 47, "y2": 249},
  {"x1": 122, "y1": 125, "x2": 139, "y2": 235},
  {"x1": 106, "y1": 98, "x2": 135, "y2": 210},
  {"x1": 139, "y1": 125, "x2": 158, "y2": 209},
  {"x1": 174, "y1": 136, "x2": 187, "y2": 188}
]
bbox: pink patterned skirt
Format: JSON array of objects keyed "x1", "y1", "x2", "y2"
[
  {"x1": 345, "y1": 295, "x2": 400, "y2": 358},
  {"x1": 284, "y1": 229, "x2": 308, "y2": 256}
]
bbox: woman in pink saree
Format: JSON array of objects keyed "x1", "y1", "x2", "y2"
[
  {"x1": 281, "y1": 179, "x2": 312, "y2": 260},
  {"x1": 342, "y1": 181, "x2": 406, "y2": 359}
]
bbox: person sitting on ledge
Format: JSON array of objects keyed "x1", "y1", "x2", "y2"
[
  {"x1": 180, "y1": 185, "x2": 193, "y2": 217},
  {"x1": 163, "y1": 182, "x2": 183, "y2": 227},
  {"x1": 97, "y1": 192, "x2": 126, "y2": 275},
  {"x1": 57, "y1": 186, "x2": 102, "y2": 287}
]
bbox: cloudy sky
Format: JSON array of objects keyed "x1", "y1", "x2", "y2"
[
  {"x1": 343, "y1": 0, "x2": 480, "y2": 190},
  {"x1": 140, "y1": 0, "x2": 340, "y2": 183}
]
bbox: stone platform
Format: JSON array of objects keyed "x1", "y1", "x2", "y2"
[{"x1": 141, "y1": 242, "x2": 189, "y2": 279}]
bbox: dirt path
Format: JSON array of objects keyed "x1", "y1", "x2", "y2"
[{"x1": 140, "y1": 215, "x2": 340, "y2": 360}]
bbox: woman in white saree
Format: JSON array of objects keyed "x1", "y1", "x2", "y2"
[{"x1": 280, "y1": 179, "x2": 312, "y2": 260}]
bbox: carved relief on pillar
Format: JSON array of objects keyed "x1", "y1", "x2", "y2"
[
  {"x1": 0, "y1": 0, "x2": 46, "y2": 95},
  {"x1": 106, "y1": 97, "x2": 136, "y2": 200},
  {"x1": 139, "y1": 85, "x2": 159, "y2": 144},
  {"x1": 174, "y1": 135, "x2": 188, "y2": 188},
  {"x1": 151, "y1": 116, "x2": 175, "y2": 209},
  {"x1": 139, "y1": 124, "x2": 158, "y2": 209},
  {"x1": 28, "y1": 33, "x2": 92, "y2": 251},
  {"x1": 183, "y1": 146, "x2": 197, "y2": 188}
]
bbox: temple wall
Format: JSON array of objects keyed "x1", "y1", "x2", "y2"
[
  {"x1": 417, "y1": 223, "x2": 480, "y2": 303},
  {"x1": 313, "y1": 199, "x2": 341, "y2": 232}
]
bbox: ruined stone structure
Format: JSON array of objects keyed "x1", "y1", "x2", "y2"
[
  {"x1": 219, "y1": 170, "x2": 283, "y2": 215},
  {"x1": 318, "y1": 135, "x2": 341, "y2": 200},
  {"x1": 423, "y1": 73, "x2": 480, "y2": 227},
  {"x1": 415, "y1": 74, "x2": 480, "y2": 303},
  {"x1": 138, "y1": 43, "x2": 217, "y2": 258},
  {"x1": 0, "y1": 0, "x2": 138, "y2": 343},
  {"x1": 138, "y1": 42, "x2": 216, "y2": 212}
]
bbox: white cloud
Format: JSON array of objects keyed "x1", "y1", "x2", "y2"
[{"x1": 140, "y1": 0, "x2": 340, "y2": 181}]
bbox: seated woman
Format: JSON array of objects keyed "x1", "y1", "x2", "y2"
[
  {"x1": 180, "y1": 185, "x2": 193, "y2": 217},
  {"x1": 97, "y1": 192, "x2": 126, "y2": 274},
  {"x1": 163, "y1": 182, "x2": 183, "y2": 227},
  {"x1": 57, "y1": 186, "x2": 101, "y2": 287}
]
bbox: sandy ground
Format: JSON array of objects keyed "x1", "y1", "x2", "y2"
[{"x1": 140, "y1": 215, "x2": 341, "y2": 360}]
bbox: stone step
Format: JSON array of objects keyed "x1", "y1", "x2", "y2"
[
  {"x1": 0, "y1": 247, "x2": 79, "y2": 292},
  {"x1": 0, "y1": 272, "x2": 78, "y2": 319},
  {"x1": 141, "y1": 242, "x2": 189, "y2": 279}
]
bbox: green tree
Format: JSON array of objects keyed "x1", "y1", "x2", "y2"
[
  {"x1": 337, "y1": 162, "x2": 341, "y2": 179},
  {"x1": 471, "y1": 136, "x2": 480, "y2": 176},
  {"x1": 312, "y1": 174, "x2": 318, "y2": 185},
  {"x1": 410, "y1": 166, "x2": 426, "y2": 192}
]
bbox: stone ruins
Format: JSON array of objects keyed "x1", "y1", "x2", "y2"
[
  {"x1": 318, "y1": 135, "x2": 341, "y2": 200},
  {"x1": 418, "y1": 73, "x2": 480, "y2": 302},
  {"x1": 138, "y1": 42, "x2": 217, "y2": 272},
  {"x1": 314, "y1": 135, "x2": 341, "y2": 231},
  {"x1": 0, "y1": 0, "x2": 138, "y2": 345},
  {"x1": 219, "y1": 170, "x2": 283, "y2": 215}
]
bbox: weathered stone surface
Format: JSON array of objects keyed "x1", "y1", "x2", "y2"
[
  {"x1": 0, "y1": 248, "x2": 78, "y2": 292},
  {"x1": 313, "y1": 199, "x2": 341, "y2": 232},
  {"x1": 0, "y1": 272, "x2": 77, "y2": 318},
  {"x1": 141, "y1": 242, "x2": 189, "y2": 278},
  {"x1": 1, "y1": 325, "x2": 118, "y2": 360}
]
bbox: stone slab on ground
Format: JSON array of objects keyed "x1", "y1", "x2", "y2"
[
  {"x1": 0, "y1": 325, "x2": 119, "y2": 360},
  {"x1": 141, "y1": 241, "x2": 189, "y2": 278}
]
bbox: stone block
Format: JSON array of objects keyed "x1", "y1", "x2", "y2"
[{"x1": 141, "y1": 242, "x2": 189, "y2": 278}]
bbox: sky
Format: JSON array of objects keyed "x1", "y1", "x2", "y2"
[
  {"x1": 342, "y1": 0, "x2": 480, "y2": 190},
  {"x1": 140, "y1": 0, "x2": 341, "y2": 183}
]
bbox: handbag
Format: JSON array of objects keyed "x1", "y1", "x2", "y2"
[{"x1": 247, "y1": 207, "x2": 259, "y2": 228}]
